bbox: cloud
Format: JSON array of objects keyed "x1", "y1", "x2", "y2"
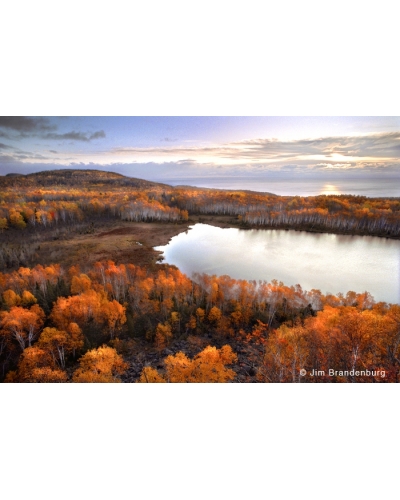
[
  {"x1": 88, "y1": 130, "x2": 106, "y2": 140},
  {"x1": 0, "y1": 143, "x2": 13, "y2": 150},
  {"x1": 113, "y1": 145, "x2": 218, "y2": 155},
  {"x1": 1, "y1": 127, "x2": 399, "y2": 181},
  {"x1": 43, "y1": 130, "x2": 106, "y2": 142},
  {"x1": 0, "y1": 117, "x2": 56, "y2": 132},
  {"x1": 1, "y1": 159, "x2": 400, "y2": 182},
  {"x1": 0, "y1": 154, "x2": 21, "y2": 165},
  {"x1": 225, "y1": 132, "x2": 400, "y2": 160},
  {"x1": 14, "y1": 152, "x2": 50, "y2": 160},
  {"x1": 111, "y1": 131, "x2": 400, "y2": 163},
  {"x1": 314, "y1": 162, "x2": 354, "y2": 170},
  {"x1": 0, "y1": 117, "x2": 106, "y2": 143}
]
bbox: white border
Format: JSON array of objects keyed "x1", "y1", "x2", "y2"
[{"x1": 1, "y1": 1, "x2": 398, "y2": 498}]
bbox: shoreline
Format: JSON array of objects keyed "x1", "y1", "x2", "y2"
[
  {"x1": 1, "y1": 214, "x2": 398, "y2": 274},
  {"x1": 185, "y1": 215, "x2": 400, "y2": 241}
]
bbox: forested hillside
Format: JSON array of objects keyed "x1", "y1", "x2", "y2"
[{"x1": 1, "y1": 170, "x2": 399, "y2": 241}]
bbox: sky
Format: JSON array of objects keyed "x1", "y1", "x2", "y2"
[{"x1": 1, "y1": 116, "x2": 400, "y2": 191}]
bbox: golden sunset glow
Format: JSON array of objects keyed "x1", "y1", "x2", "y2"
[{"x1": 320, "y1": 184, "x2": 341, "y2": 195}]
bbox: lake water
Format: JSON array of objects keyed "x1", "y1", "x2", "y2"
[
  {"x1": 155, "y1": 224, "x2": 400, "y2": 304},
  {"x1": 159, "y1": 176, "x2": 400, "y2": 198},
  {"x1": 163, "y1": 177, "x2": 400, "y2": 197}
]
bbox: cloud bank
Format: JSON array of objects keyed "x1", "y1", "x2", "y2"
[
  {"x1": 0, "y1": 121, "x2": 399, "y2": 184},
  {"x1": 111, "y1": 131, "x2": 400, "y2": 162},
  {"x1": 0, "y1": 117, "x2": 106, "y2": 142}
]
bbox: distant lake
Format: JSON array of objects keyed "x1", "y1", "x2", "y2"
[
  {"x1": 155, "y1": 224, "x2": 400, "y2": 304},
  {"x1": 162, "y1": 177, "x2": 400, "y2": 198}
]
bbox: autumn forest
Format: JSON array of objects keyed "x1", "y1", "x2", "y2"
[{"x1": 1, "y1": 169, "x2": 399, "y2": 383}]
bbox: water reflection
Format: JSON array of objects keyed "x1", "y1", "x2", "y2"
[
  {"x1": 320, "y1": 183, "x2": 341, "y2": 195},
  {"x1": 155, "y1": 224, "x2": 400, "y2": 304}
]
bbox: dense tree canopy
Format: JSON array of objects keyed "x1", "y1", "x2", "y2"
[{"x1": 0, "y1": 258, "x2": 398, "y2": 383}]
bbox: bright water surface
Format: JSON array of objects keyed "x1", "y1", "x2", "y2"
[
  {"x1": 155, "y1": 224, "x2": 400, "y2": 304},
  {"x1": 163, "y1": 177, "x2": 400, "y2": 197}
]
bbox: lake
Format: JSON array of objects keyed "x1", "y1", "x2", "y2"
[
  {"x1": 155, "y1": 224, "x2": 400, "y2": 304},
  {"x1": 162, "y1": 177, "x2": 400, "y2": 197}
]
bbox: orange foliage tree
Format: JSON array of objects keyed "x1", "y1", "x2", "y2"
[
  {"x1": 259, "y1": 323, "x2": 309, "y2": 383},
  {"x1": 37, "y1": 323, "x2": 84, "y2": 369},
  {"x1": 5, "y1": 346, "x2": 68, "y2": 383},
  {"x1": 139, "y1": 345, "x2": 237, "y2": 383},
  {"x1": 0, "y1": 304, "x2": 45, "y2": 351},
  {"x1": 50, "y1": 290, "x2": 126, "y2": 340},
  {"x1": 72, "y1": 345, "x2": 128, "y2": 383}
]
